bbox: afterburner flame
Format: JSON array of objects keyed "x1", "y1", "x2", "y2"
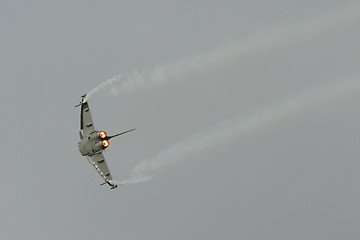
[
  {"x1": 102, "y1": 140, "x2": 109, "y2": 147},
  {"x1": 100, "y1": 131, "x2": 107, "y2": 139}
]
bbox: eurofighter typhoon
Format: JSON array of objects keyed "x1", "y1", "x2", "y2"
[{"x1": 76, "y1": 94, "x2": 135, "y2": 189}]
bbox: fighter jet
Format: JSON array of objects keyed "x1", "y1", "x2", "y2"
[{"x1": 76, "y1": 94, "x2": 135, "y2": 189}]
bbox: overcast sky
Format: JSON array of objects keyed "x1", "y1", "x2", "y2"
[{"x1": 1, "y1": 1, "x2": 360, "y2": 239}]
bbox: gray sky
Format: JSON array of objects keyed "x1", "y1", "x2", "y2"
[{"x1": 1, "y1": 1, "x2": 360, "y2": 239}]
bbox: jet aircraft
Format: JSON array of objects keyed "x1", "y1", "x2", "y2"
[{"x1": 76, "y1": 94, "x2": 135, "y2": 189}]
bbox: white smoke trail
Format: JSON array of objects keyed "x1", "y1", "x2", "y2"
[
  {"x1": 112, "y1": 78, "x2": 360, "y2": 186},
  {"x1": 85, "y1": 3, "x2": 360, "y2": 101}
]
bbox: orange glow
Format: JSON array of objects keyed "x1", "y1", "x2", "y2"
[
  {"x1": 102, "y1": 140, "x2": 109, "y2": 147},
  {"x1": 99, "y1": 131, "x2": 107, "y2": 139}
]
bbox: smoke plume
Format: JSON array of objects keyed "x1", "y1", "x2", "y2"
[
  {"x1": 84, "y1": 3, "x2": 360, "y2": 102},
  {"x1": 114, "y1": 78, "x2": 360, "y2": 186},
  {"x1": 86, "y1": 3, "x2": 360, "y2": 186}
]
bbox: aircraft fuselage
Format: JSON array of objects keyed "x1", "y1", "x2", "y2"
[{"x1": 78, "y1": 131, "x2": 109, "y2": 156}]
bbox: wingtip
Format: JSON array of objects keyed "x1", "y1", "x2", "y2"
[
  {"x1": 75, "y1": 93, "x2": 88, "y2": 107},
  {"x1": 107, "y1": 180, "x2": 119, "y2": 189}
]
